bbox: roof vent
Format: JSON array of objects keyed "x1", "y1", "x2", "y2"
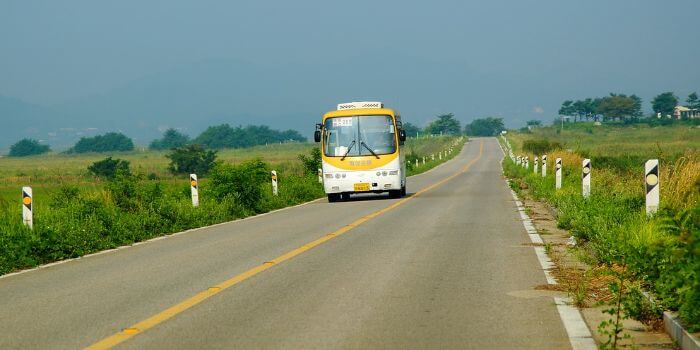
[{"x1": 336, "y1": 101, "x2": 383, "y2": 110}]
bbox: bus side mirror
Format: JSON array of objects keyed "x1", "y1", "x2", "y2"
[
  {"x1": 314, "y1": 130, "x2": 321, "y2": 142},
  {"x1": 399, "y1": 129, "x2": 406, "y2": 143}
]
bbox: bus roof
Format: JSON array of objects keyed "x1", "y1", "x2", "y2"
[{"x1": 323, "y1": 108, "x2": 397, "y2": 121}]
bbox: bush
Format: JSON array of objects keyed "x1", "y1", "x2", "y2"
[
  {"x1": 8, "y1": 138, "x2": 50, "y2": 157},
  {"x1": 88, "y1": 157, "x2": 131, "y2": 179},
  {"x1": 70, "y1": 132, "x2": 134, "y2": 153},
  {"x1": 522, "y1": 139, "x2": 562, "y2": 155},
  {"x1": 166, "y1": 144, "x2": 218, "y2": 176},
  {"x1": 298, "y1": 148, "x2": 321, "y2": 176},
  {"x1": 207, "y1": 159, "x2": 269, "y2": 211}
]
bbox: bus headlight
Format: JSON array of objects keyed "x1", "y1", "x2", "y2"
[{"x1": 389, "y1": 170, "x2": 398, "y2": 175}]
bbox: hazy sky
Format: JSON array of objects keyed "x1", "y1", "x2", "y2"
[{"x1": 2, "y1": 0, "x2": 699, "y2": 127}]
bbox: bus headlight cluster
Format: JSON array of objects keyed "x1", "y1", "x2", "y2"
[
  {"x1": 376, "y1": 171, "x2": 394, "y2": 177},
  {"x1": 328, "y1": 173, "x2": 346, "y2": 179}
]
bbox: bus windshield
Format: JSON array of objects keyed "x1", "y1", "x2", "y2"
[{"x1": 324, "y1": 115, "x2": 396, "y2": 157}]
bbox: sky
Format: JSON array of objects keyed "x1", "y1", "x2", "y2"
[{"x1": 2, "y1": 0, "x2": 699, "y2": 130}]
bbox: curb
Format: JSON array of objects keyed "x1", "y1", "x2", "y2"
[{"x1": 664, "y1": 312, "x2": 700, "y2": 350}]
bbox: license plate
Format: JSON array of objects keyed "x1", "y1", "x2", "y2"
[{"x1": 354, "y1": 183, "x2": 370, "y2": 192}]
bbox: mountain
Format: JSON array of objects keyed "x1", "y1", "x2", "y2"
[{"x1": 2, "y1": 57, "x2": 559, "y2": 152}]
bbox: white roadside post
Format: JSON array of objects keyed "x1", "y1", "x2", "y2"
[
  {"x1": 22, "y1": 186, "x2": 33, "y2": 229},
  {"x1": 317, "y1": 168, "x2": 323, "y2": 183},
  {"x1": 422, "y1": 157, "x2": 426, "y2": 165},
  {"x1": 271, "y1": 170, "x2": 278, "y2": 196},
  {"x1": 582, "y1": 159, "x2": 591, "y2": 198},
  {"x1": 516, "y1": 156, "x2": 520, "y2": 165},
  {"x1": 541, "y1": 155, "x2": 547, "y2": 177},
  {"x1": 555, "y1": 158, "x2": 562, "y2": 189},
  {"x1": 189, "y1": 174, "x2": 199, "y2": 207},
  {"x1": 431, "y1": 154, "x2": 435, "y2": 161},
  {"x1": 439, "y1": 152, "x2": 442, "y2": 160},
  {"x1": 645, "y1": 159, "x2": 660, "y2": 215},
  {"x1": 415, "y1": 158, "x2": 419, "y2": 167},
  {"x1": 534, "y1": 156, "x2": 539, "y2": 174}
]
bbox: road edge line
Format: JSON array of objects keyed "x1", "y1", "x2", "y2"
[{"x1": 497, "y1": 139, "x2": 596, "y2": 350}]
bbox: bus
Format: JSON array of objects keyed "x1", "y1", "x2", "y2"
[{"x1": 314, "y1": 101, "x2": 407, "y2": 202}]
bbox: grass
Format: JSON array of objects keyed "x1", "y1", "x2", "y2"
[
  {"x1": 0, "y1": 136, "x2": 464, "y2": 275},
  {"x1": 501, "y1": 122, "x2": 700, "y2": 331}
]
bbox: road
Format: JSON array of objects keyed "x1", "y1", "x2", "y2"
[{"x1": 0, "y1": 137, "x2": 572, "y2": 349}]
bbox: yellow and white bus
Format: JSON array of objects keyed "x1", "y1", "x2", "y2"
[{"x1": 314, "y1": 101, "x2": 407, "y2": 202}]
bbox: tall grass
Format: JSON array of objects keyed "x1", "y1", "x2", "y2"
[
  {"x1": 503, "y1": 124, "x2": 700, "y2": 330},
  {"x1": 0, "y1": 136, "x2": 462, "y2": 275}
]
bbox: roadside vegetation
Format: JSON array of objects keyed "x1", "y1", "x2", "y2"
[
  {"x1": 0, "y1": 135, "x2": 463, "y2": 275},
  {"x1": 502, "y1": 123, "x2": 699, "y2": 332}
]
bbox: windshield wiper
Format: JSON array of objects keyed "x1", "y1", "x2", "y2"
[
  {"x1": 340, "y1": 140, "x2": 356, "y2": 161},
  {"x1": 360, "y1": 141, "x2": 380, "y2": 159}
]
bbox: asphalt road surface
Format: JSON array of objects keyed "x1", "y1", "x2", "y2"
[{"x1": 0, "y1": 137, "x2": 572, "y2": 349}]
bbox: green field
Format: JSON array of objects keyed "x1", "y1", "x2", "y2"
[
  {"x1": 502, "y1": 123, "x2": 699, "y2": 331},
  {"x1": 507, "y1": 122, "x2": 699, "y2": 157},
  {"x1": 0, "y1": 136, "x2": 464, "y2": 275}
]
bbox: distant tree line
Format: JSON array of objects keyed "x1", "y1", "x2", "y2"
[
  {"x1": 402, "y1": 113, "x2": 505, "y2": 137},
  {"x1": 6, "y1": 123, "x2": 307, "y2": 157},
  {"x1": 69, "y1": 132, "x2": 135, "y2": 153},
  {"x1": 150, "y1": 124, "x2": 306, "y2": 151},
  {"x1": 558, "y1": 91, "x2": 699, "y2": 123}
]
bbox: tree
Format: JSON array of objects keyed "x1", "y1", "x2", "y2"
[
  {"x1": 630, "y1": 94, "x2": 643, "y2": 119},
  {"x1": 87, "y1": 157, "x2": 131, "y2": 179},
  {"x1": 424, "y1": 113, "x2": 461, "y2": 135},
  {"x1": 402, "y1": 122, "x2": 421, "y2": 138},
  {"x1": 526, "y1": 120, "x2": 542, "y2": 127},
  {"x1": 652, "y1": 92, "x2": 678, "y2": 116},
  {"x1": 686, "y1": 92, "x2": 700, "y2": 109},
  {"x1": 149, "y1": 128, "x2": 190, "y2": 150},
  {"x1": 70, "y1": 132, "x2": 134, "y2": 153},
  {"x1": 595, "y1": 94, "x2": 638, "y2": 121},
  {"x1": 8, "y1": 138, "x2": 50, "y2": 157},
  {"x1": 558, "y1": 100, "x2": 574, "y2": 118},
  {"x1": 463, "y1": 117, "x2": 504, "y2": 136},
  {"x1": 166, "y1": 144, "x2": 218, "y2": 175}
]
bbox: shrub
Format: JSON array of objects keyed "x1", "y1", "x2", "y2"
[
  {"x1": 166, "y1": 144, "x2": 218, "y2": 176},
  {"x1": 298, "y1": 148, "x2": 321, "y2": 176},
  {"x1": 8, "y1": 138, "x2": 50, "y2": 157},
  {"x1": 522, "y1": 139, "x2": 562, "y2": 155},
  {"x1": 88, "y1": 157, "x2": 131, "y2": 179},
  {"x1": 207, "y1": 159, "x2": 269, "y2": 211}
]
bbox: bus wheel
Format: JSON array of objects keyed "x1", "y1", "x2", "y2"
[
  {"x1": 327, "y1": 193, "x2": 340, "y2": 202},
  {"x1": 388, "y1": 190, "x2": 401, "y2": 199},
  {"x1": 400, "y1": 186, "x2": 406, "y2": 197}
]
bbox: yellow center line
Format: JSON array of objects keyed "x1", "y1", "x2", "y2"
[{"x1": 85, "y1": 141, "x2": 484, "y2": 350}]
